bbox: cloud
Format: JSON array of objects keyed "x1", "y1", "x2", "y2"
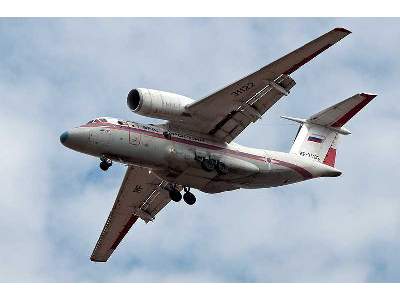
[{"x1": 0, "y1": 18, "x2": 399, "y2": 282}]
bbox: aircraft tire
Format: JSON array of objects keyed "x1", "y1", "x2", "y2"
[
  {"x1": 216, "y1": 161, "x2": 229, "y2": 175},
  {"x1": 100, "y1": 161, "x2": 110, "y2": 171},
  {"x1": 183, "y1": 192, "x2": 196, "y2": 205},
  {"x1": 201, "y1": 159, "x2": 215, "y2": 172},
  {"x1": 169, "y1": 190, "x2": 182, "y2": 202}
]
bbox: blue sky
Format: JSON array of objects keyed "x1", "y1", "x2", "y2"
[{"x1": 1, "y1": 18, "x2": 400, "y2": 282}]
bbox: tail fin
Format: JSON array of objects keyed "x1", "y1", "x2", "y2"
[{"x1": 282, "y1": 93, "x2": 377, "y2": 167}]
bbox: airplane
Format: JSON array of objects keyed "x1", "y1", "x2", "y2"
[{"x1": 60, "y1": 27, "x2": 377, "y2": 262}]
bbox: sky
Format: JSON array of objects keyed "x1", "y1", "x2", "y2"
[{"x1": 0, "y1": 18, "x2": 400, "y2": 282}]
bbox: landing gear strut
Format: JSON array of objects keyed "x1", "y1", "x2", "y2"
[
  {"x1": 183, "y1": 187, "x2": 196, "y2": 205},
  {"x1": 99, "y1": 156, "x2": 112, "y2": 171}
]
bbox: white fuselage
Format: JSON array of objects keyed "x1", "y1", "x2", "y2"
[{"x1": 60, "y1": 118, "x2": 341, "y2": 194}]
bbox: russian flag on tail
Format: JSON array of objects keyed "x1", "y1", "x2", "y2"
[{"x1": 308, "y1": 135, "x2": 324, "y2": 143}]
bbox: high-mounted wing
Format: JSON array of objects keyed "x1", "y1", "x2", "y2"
[
  {"x1": 174, "y1": 28, "x2": 351, "y2": 143},
  {"x1": 90, "y1": 166, "x2": 171, "y2": 262}
]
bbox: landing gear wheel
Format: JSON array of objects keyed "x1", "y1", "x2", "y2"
[
  {"x1": 99, "y1": 161, "x2": 110, "y2": 171},
  {"x1": 201, "y1": 159, "x2": 215, "y2": 172},
  {"x1": 216, "y1": 161, "x2": 229, "y2": 175},
  {"x1": 169, "y1": 190, "x2": 182, "y2": 202},
  {"x1": 183, "y1": 191, "x2": 196, "y2": 205},
  {"x1": 99, "y1": 156, "x2": 112, "y2": 171}
]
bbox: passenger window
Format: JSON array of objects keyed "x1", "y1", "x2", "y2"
[{"x1": 163, "y1": 131, "x2": 172, "y2": 140}]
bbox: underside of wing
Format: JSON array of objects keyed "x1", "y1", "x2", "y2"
[
  {"x1": 171, "y1": 28, "x2": 351, "y2": 143},
  {"x1": 207, "y1": 74, "x2": 296, "y2": 142},
  {"x1": 90, "y1": 166, "x2": 171, "y2": 262}
]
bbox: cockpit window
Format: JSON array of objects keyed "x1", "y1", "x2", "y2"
[
  {"x1": 118, "y1": 120, "x2": 133, "y2": 127},
  {"x1": 87, "y1": 118, "x2": 108, "y2": 124}
]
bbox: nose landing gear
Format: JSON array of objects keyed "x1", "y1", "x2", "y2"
[{"x1": 99, "y1": 156, "x2": 112, "y2": 171}]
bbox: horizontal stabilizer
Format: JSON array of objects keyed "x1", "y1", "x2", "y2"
[
  {"x1": 307, "y1": 93, "x2": 377, "y2": 128},
  {"x1": 281, "y1": 115, "x2": 351, "y2": 135}
]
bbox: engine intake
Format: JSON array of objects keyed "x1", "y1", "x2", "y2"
[
  {"x1": 127, "y1": 88, "x2": 194, "y2": 121},
  {"x1": 127, "y1": 89, "x2": 141, "y2": 111}
]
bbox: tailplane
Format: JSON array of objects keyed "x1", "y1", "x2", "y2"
[{"x1": 282, "y1": 93, "x2": 377, "y2": 167}]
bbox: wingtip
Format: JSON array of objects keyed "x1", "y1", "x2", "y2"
[
  {"x1": 360, "y1": 93, "x2": 378, "y2": 101},
  {"x1": 90, "y1": 256, "x2": 107, "y2": 263},
  {"x1": 334, "y1": 27, "x2": 352, "y2": 34}
]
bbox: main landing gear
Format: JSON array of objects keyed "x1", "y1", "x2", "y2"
[
  {"x1": 200, "y1": 158, "x2": 229, "y2": 175},
  {"x1": 183, "y1": 187, "x2": 196, "y2": 205},
  {"x1": 99, "y1": 156, "x2": 112, "y2": 171},
  {"x1": 169, "y1": 189, "x2": 182, "y2": 202},
  {"x1": 168, "y1": 186, "x2": 196, "y2": 205}
]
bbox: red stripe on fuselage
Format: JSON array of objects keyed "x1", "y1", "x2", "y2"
[
  {"x1": 272, "y1": 159, "x2": 313, "y2": 179},
  {"x1": 82, "y1": 122, "x2": 313, "y2": 179}
]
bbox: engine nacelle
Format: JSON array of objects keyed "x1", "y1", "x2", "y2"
[{"x1": 127, "y1": 88, "x2": 194, "y2": 121}]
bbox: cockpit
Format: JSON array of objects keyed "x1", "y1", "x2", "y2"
[
  {"x1": 85, "y1": 117, "x2": 136, "y2": 127},
  {"x1": 86, "y1": 118, "x2": 109, "y2": 124}
]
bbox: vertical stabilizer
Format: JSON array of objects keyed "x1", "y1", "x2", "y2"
[
  {"x1": 283, "y1": 93, "x2": 377, "y2": 167},
  {"x1": 290, "y1": 123, "x2": 340, "y2": 166}
]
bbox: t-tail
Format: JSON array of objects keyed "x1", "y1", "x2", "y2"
[{"x1": 282, "y1": 93, "x2": 377, "y2": 172}]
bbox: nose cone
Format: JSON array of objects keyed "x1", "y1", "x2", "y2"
[
  {"x1": 60, "y1": 131, "x2": 69, "y2": 145},
  {"x1": 60, "y1": 128, "x2": 89, "y2": 152}
]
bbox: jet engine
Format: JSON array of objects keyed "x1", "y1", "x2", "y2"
[{"x1": 127, "y1": 88, "x2": 194, "y2": 121}]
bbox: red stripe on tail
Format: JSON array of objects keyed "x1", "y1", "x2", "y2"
[{"x1": 323, "y1": 147, "x2": 337, "y2": 167}]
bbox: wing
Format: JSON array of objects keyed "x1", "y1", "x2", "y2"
[
  {"x1": 173, "y1": 28, "x2": 351, "y2": 143},
  {"x1": 90, "y1": 166, "x2": 172, "y2": 262}
]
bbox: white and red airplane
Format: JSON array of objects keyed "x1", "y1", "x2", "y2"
[{"x1": 60, "y1": 28, "x2": 376, "y2": 262}]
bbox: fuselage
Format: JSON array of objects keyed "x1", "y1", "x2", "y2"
[{"x1": 60, "y1": 117, "x2": 341, "y2": 193}]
